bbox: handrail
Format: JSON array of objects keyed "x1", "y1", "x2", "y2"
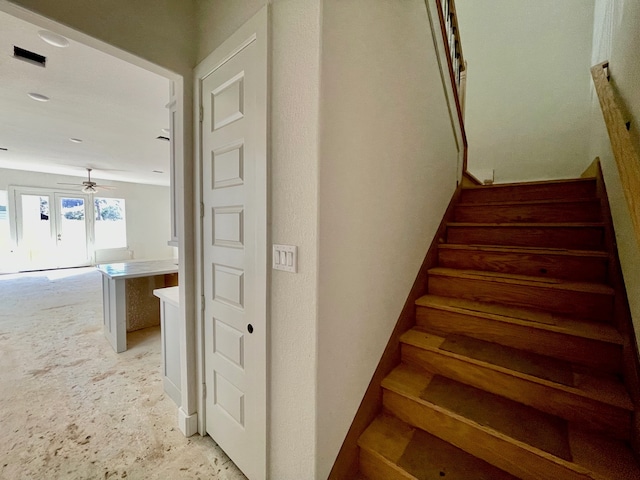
[
  {"x1": 591, "y1": 61, "x2": 640, "y2": 248},
  {"x1": 439, "y1": 0, "x2": 466, "y2": 92},
  {"x1": 434, "y1": 0, "x2": 470, "y2": 176}
]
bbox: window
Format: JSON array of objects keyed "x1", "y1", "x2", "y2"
[
  {"x1": 0, "y1": 190, "x2": 10, "y2": 252},
  {"x1": 94, "y1": 198, "x2": 127, "y2": 249}
]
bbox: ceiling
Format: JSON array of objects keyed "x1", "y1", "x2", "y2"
[{"x1": 0, "y1": 9, "x2": 171, "y2": 187}]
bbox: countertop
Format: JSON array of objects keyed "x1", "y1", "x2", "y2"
[
  {"x1": 153, "y1": 286, "x2": 180, "y2": 308},
  {"x1": 96, "y1": 259, "x2": 178, "y2": 280}
]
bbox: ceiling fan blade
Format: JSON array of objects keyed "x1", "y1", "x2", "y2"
[{"x1": 95, "y1": 185, "x2": 117, "y2": 190}]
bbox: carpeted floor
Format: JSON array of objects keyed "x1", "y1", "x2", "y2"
[{"x1": 0, "y1": 267, "x2": 246, "y2": 480}]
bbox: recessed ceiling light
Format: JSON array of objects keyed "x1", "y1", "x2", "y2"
[
  {"x1": 69, "y1": 138, "x2": 83, "y2": 143},
  {"x1": 28, "y1": 92, "x2": 50, "y2": 102},
  {"x1": 38, "y1": 30, "x2": 70, "y2": 48}
]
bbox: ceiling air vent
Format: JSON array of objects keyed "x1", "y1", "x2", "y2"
[{"x1": 13, "y1": 46, "x2": 46, "y2": 67}]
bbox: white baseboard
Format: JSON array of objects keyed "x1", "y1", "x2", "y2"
[{"x1": 178, "y1": 407, "x2": 198, "y2": 437}]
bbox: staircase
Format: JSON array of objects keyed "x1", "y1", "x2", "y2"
[{"x1": 357, "y1": 178, "x2": 640, "y2": 480}]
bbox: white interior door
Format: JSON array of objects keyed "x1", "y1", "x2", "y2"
[{"x1": 200, "y1": 8, "x2": 268, "y2": 480}]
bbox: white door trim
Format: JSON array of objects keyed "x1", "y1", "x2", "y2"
[{"x1": 194, "y1": 5, "x2": 269, "y2": 477}]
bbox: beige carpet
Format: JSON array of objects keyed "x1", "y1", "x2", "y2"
[{"x1": 0, "y1": 267, "x2": 246, "y2": 480}]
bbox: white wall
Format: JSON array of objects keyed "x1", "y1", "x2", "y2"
[
  {"x1": 456, "y1": 0, "x2": 595, "y2": 183},
  {"x1": 196, "y1": 0, "x2": 263, "y2": 65},
  {"x1": 0, "y1": 167, "x2": 174, "y2": 262},
  {"x1": 590, "y1": 0, "x2": 640, "y2": 349},
  {"x1": 316, "y1": 1, "x2": 458, "y2": 477}
]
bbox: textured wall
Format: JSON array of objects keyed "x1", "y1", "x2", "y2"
[{"x1": 196, "y1": 0, "x2": 264, "y2": 64}]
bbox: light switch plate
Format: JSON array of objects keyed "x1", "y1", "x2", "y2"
[{"x1": 273, "y1": 244, "x2": 297, "y2": 273}]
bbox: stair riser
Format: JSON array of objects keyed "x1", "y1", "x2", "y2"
[
  {"x1": 454, "y1": 202, "x2": 601, "y2": 223},
  {"x1": 359, "y1": 449, "x2": 415, "y2": 480},
  {"x1": 460, "y1": 182, "x2": 597, "y2": 204},
  {"x1": 383, "y1": 389, "x2": 590, "y2": 480},
  {"x1": 438, "y1": 248, "x2": 608, "y2": 283},
  {"x1": 415, "y1": 306, "x2": 622, "y2": 374},
  {"x1": 446, "y1": 225, "x2": 605, "y2": 250},
  {"x1": 401, "y1": 345, "x2": 631, "y2": 439},
  {"x1": 428, "y1": 275, "x2": 613, "y2": 322}
]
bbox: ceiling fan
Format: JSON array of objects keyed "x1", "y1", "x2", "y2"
[{"x1": 58, "y1": 168, "x2": 116, "y2": 193}]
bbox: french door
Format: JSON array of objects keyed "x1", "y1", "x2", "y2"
[{"x1": 13, "y1": 188, "x2": 91, "y2": 270}]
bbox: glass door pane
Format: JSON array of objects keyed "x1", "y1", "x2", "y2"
[
  {"x1": 17, "y1": 193, "x2": 56, "y2": 269},
  {"x1": 55, "y1": 194, "x2": 90, "y2": 267}
]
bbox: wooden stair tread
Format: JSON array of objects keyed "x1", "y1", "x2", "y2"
[
  {"x1": 415, "y1": 294, "x2": 622, "y2": 345},
  {"x1": 400, "y1": 329, "x2": 632, "y2": 411},
  {"x1": 460, "y1": 178, "x2": 597, "y2": 204},
  {"x1": 446, "y1": 223, "x2": 605, "y2": 251},
  {"x1": 456, "y1": 197, "x2": 599, "y2": 207},
  {"x1": 448, "y1": 221, "x2": 605, "y2": 228},
  {"x1": 359, "y1": 413, "x2": 518, "y2": 480},
  {"x1": 428, "y1": 267, "x2": 614, "y2": 295},
  {"x1": 462, "y1": 177, "x2": 596, "y2": 189},
  {"x1": 383, "y1": 364, "x2": 640, "y2": 480},
  {"x1": 438, "y1": 243, "x2": 608, "y2": 259},
  {"x1": 422, "y1": 375, "x2": 573, "y2": 461},
  {"x1": 437, "y1": 244, "x2": 609, "y2": 282},
  {"x1": 454, "y1": 198, "x2": 602, "y2": 223}
]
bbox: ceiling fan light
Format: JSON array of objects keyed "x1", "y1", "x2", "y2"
[
  {"x1": 82, "y1": 185, "x2": 96, "y2": 193},
  {"x1": 38, "y1": 30, "x2": 70, "y2": 48}
]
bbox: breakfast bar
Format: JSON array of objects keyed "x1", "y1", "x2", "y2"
[{"x1": 97, "y1": 259, "x2": 178, "y2": 353}]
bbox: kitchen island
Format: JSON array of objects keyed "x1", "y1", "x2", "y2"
[{"x1": 97, "y1": 259, "x2": 178, "y2": 353}]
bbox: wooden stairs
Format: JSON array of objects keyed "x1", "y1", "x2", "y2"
[{"x1": 357, "y1": 178, "x2": 640, "y2": 480}]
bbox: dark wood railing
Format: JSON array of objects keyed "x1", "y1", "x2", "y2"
[
  {"x1": 434, "y1": 0, "x2": 472, "y2": 180},
  {"x1": 439, "y1": 0, "x2": 466, "y2": 101}
]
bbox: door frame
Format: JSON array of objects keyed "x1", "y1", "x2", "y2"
[
  {"x1": 0, "y1": 0, "x2": 197, "y2": 440},
  {"x1": 194, "y1": 4, "x2": 270, "y2": 473}
]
